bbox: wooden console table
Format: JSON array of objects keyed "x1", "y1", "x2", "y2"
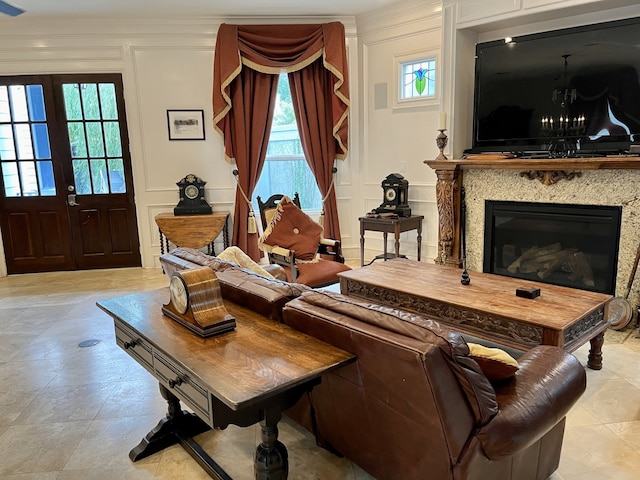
[
  {"x1": 340, "y1": 258, "x2": 612, "y2": 370},
  {"x1": 358, "y1": 215, "x2": 423, "y2": 267},
  {"x1": 155, "y1": 212, "x2": 229, "y2": 255},
  {"x1": 97, "y1": 289, "x2": 354, "y2": 480}
]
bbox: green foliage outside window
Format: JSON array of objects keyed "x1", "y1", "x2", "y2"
[{"x1": 64, "y1": 83, "x2": 125, "y2": 194}]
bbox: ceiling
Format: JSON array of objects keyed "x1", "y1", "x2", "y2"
[{"x1": 1, "y1": 0, "x2": 409, "y2": 18}]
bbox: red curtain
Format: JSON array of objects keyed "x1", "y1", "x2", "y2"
[
  {"x1": 228, "y1": 70, "x2": 278, "y2": 260},
  {"x1": 288, "y1": 58, "x2": 342, "y2": 241},
  {"x1": 213, "y1": 22, "x2": 350, "y2": 258}
]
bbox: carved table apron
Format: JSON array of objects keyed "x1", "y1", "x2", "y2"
[
  {"x1": 339, "y1": 258, "x2": 611, "y2": 369},
  {"x1": 97, "y1": 289, "x2": 354, "y2": 479}
]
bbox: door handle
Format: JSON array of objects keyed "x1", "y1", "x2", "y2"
[{"x1": 67, "y1": 193, "x2": 79, "y2": 206}]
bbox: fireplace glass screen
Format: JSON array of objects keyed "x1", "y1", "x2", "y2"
[{"x1": 483, "y1": 201, "x2": 621, "y2": 294}]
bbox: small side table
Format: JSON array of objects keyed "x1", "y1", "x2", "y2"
[
  {"x1": 155, "y1": 212, "x2": 230, "y2": 255},
  {"x1": 359, "y1": 215, "x2": 424, "y2": 267}
]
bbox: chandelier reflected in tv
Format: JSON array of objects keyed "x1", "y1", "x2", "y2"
[{"x1": 540, "y1": 54, "x2": 586, "y2": 157}]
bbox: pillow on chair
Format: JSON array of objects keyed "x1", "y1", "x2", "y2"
[{"x1": 259, "y1": 196, "x2": 323, "y2": 261}]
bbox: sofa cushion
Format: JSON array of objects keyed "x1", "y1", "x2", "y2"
[
  {"x1": 468, "y1": 343, "x2": 519, "y2": 381},
  {"x1": 259, "y1": 196, "x2": 323, "y2": 261},
  {"x1": 295, "y1": 290, "x2": 499, "y2": 426}
]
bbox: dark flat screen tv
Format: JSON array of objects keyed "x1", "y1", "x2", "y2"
[{"x1": 470, "y1": 16, "x2": 640, "y2": 157}]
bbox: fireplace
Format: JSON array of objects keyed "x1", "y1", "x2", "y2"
[{"x1": 483, "y1": 201, "x2": 622, "y2": 294}]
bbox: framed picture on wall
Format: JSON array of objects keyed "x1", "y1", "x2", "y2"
[{"x1": 167, "y1": 109, "x2": 205, "y2": 140}]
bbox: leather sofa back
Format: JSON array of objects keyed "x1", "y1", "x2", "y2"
[
  {"x1": 160, "y1": 248, "x2": 309, "y2": 321},
  {"x1": 283, "y1": 290, "x2": 499, "y2": 479}
]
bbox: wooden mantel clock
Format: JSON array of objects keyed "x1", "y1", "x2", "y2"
[{"x1": 162, "y1": 267, "x2": 236, "y2": 337}]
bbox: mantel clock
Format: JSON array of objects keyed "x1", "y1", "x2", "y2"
[
  {"x1": 174, "y1": 174, "x2": 212, "y2": 215},
  {"x1": 376, "y1": 173, "x2": 411, "y2": 217}
]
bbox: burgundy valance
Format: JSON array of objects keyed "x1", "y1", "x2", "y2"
[{"x1": 213, "y1": 22, "x2": 349, "y2": 160}]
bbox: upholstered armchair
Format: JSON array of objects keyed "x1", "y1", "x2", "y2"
[{"x1": 257, "y1": 193, "x2": 351, "y2": 288}]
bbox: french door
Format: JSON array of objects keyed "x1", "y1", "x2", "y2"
[{"x1": 0, "y1": 74, "x2": 141, "y2": 274}]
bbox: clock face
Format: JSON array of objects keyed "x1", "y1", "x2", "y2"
[
  {"x1": 169, "y1": 275, "x2": 189, "y2": 314},
  {"x1": 184, "y1": 184, "x2": 200, "y2": 200},
  {"x1": 384, "y1": 187, "x2": 397, "y2": 202}
]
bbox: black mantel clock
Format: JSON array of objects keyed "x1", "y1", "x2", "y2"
[
  {"x1": 376, "y1": 173, "x2": 411, "y2": 217},
  {"x1": 174, "y1": 173, "x2": 212, "y2": 215}
]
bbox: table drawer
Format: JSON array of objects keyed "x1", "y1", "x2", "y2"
[
  {"x1": 115, "y1": 322, "x2": 154, "y2": 372},
  {"x1": 153, "y1": 351, "x2": 210, "y2": 419}
]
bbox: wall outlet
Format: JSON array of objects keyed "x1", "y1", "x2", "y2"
[{"x1": 398, "y1": 161, "x2": 406, "y2": 173}]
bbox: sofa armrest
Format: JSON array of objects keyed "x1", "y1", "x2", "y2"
[{"x1": 476, "y1": 345, "x2": 586, "y2": 460}]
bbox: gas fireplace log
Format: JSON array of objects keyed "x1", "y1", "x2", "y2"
[
  {"x1": 536, "y1": 248, "x2": 579, "y2": 280},
  {"x1": 513, "y1": 247, "x2": 595, "y2": 287},
  {"x1": 507, "y1": 243, "x2": 562, "y2": 273},
  {"x1": 566, "y1": 251, "x2": 595, "y2": 287}
]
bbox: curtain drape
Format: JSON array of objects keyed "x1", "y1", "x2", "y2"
[
  {"x1": 227, "y1": 69, "x2": 278, "y2": 261},
  {"x1": 213, "y1": 22, "x2": 350, "y2": 259},
  {"x1": 288, "y1": 58, "x2": 342, "y2": 241}
]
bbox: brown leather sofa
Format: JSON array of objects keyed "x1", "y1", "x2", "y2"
[{"x1": 160, "y1": 248, "x2": 586, "y2": 480}]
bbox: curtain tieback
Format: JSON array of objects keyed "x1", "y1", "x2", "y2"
[
  {"x1": 232, "y1": 169, "x2": 257, "y2": 234},
  {"x1": 319, "y1": 166, "x2": 337, "y2": 228}
]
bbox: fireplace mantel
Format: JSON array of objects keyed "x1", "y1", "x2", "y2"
[
  {"x1": 423, "y1": 155, "x2": 640, "y2": 267},
  {"x1": 425, "y1": 155, "x2": 640, "y2": 171}
]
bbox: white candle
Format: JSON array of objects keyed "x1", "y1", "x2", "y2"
[{"x1": 439, "y1": 111, "x2": 446, "y2": 130}]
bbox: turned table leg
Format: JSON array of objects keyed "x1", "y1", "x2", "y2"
[
  {"x1": 254, "y1": 410, "x2": 288, "y2": 480},
  {"x1": 587, "y1": 332, "x2": 604, "y2": 370}
]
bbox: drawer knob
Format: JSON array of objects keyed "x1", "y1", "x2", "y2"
[
  {"x1": 168, "y1": 376, "x2": 184, "y2": 388},
  {"x1": 123, "y1": 339, "x2": 137, "y2": 349}
]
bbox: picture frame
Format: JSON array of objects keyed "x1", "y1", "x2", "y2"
[{"x1": 167, "y1": 109, "x2": 205, "y2": 141}]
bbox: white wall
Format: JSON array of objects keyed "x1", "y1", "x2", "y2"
[
  {"x1": 356, "y1": 0, "x2": 443, "y2": 264},
  {"x1": 0, "y1": 1, "x2": 446, "y2": 274}
]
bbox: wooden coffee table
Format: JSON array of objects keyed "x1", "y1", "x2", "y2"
[
  {"x1": 98, "y1": 289, "x2": 354, "y2": 479},
  {"x1": 339, "y1": 259, "x2": 612, "y2": 369}
]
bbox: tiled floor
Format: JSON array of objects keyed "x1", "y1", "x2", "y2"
[{"x1": 0, "y1": 267, "x2": 639, "y2": 479}]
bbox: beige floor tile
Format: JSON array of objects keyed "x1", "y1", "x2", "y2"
[
  {"x1": 57, "y1": 465, "x2": 158, "y2": 480},
  {"x1": 605, "y1": 420, "x2": 640, "y2": 454},
  {"x1": 63, "y1": 415, "x2": 164, "y2": 470},
  {"x1": 578, "y1": 377, "x2": 640, "y2": 424},
  {"x1": 0, "y1": 387, "x2": 41, "y2": 426},
  {"x1": 0, "y1": 421, "x2": 91, "y2": 475},
  {"x1": 96, "y1": 378, "x2": 168, "y2": 419},
  {"x1": 12, "y1": 383, "x2": 114, "y2": 425},
  {"x1": 558, "y1": 423, "x2": 640, "y2": 479},
  {"x1": 1, "y1": 473, "x2": 61, "y2": 480}
]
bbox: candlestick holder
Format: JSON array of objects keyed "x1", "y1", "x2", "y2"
[{"x1": 435, "y1": 129, "x2": 448, "y2": 160}]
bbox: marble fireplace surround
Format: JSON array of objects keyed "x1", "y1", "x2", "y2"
[{"x1": 425, "y1": 157, "x2": 640, "y2": 309}]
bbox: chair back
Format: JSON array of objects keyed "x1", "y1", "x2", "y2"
[{"x1": 256, "y1": 193, "x2": 301, "y2": 230}]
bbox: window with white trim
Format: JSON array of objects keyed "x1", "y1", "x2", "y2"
[
  {"x1": 393, "y1": 50, "x2": 440, "y2": 109},
  {"x1": 252, "y1": 74, "x2": 321, "y2": 215}
]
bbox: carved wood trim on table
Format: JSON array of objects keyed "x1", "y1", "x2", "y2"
[
  {"x1": 424, "y1": 156, "x2": 640, "y2": 266},
  {"x1": 342, "y1": 279, "x2": 543, "y2": 347}
]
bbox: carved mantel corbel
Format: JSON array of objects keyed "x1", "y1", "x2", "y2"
[
  {"x1": 520, "y1": 170, "x2": 583, "y2": 185},
  {"x1": 433, "y1": 166, "x2": 462, "y2": 267}
]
